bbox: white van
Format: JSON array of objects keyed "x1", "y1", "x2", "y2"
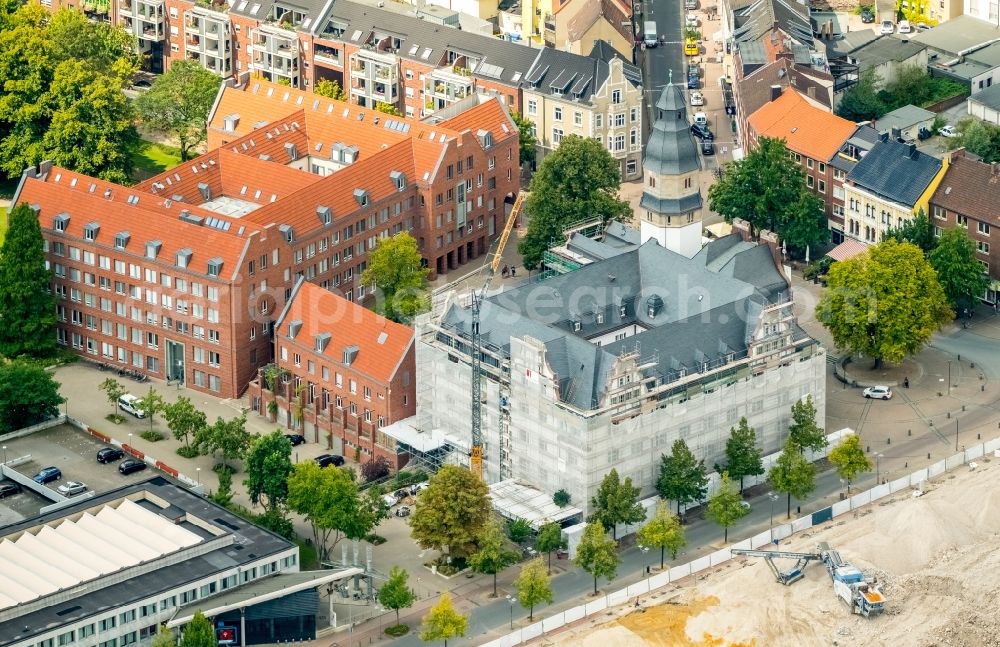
[
  {"x1": 643, "y1": 21, "x2": 658, "y2": 47},
  {"x1": 118, "y1": 394, "x2": 145, "y2": 418}
]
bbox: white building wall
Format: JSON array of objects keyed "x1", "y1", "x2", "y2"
[
  {"x1": 968, "y1": 96, "x2": 1000, "y2": 124},
  {"x1": 417, "y1": 323, "x2": 827, "y2": 515},
  {"x1": 640, "y1": 220, "x2": 703, "y2": 258}
]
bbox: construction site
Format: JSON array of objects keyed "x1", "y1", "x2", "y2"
[{"x1": 542, "y1": 454, "x2": 1000, "y2": 647}]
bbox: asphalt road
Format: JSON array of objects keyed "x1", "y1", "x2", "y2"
[{"x1": 638, "y1": 0, "x2": 683, "y2": 130}]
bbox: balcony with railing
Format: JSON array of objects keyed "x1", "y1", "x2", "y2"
[
  {"x1": 422, "y1": 67, "x2": 473, "y2": 114},
  {"x1": 313, "y1": 43, "x2": 342, "y2": 67}
]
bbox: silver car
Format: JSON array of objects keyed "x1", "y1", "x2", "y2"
[
  {"x1": 863, "y1": 385, "x2": 892, "y2": 400},
  {"x1": 58, "y1": 481, "x2": 88, "y2": 496}
]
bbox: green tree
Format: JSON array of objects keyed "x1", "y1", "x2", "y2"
[
  {"x1": 134, "y1": 60, "x2": 223, "y2": 161},
  {"x1": 707, "y1": 137, "x2": 827, "y2": 256},
  {"x1": 929, "y1": 227, "x2": 990, "y2": 312},
  {"x1": 553, "y1": 489, "x2": 571, "y2": 507},
  {"x1": 244, "y1": 430, "x2": 293, "y2": 514},
  {"x1": 535, "y1": 521, "x2": 566, "y2": 574},
  {"x1": 375, "y1": 101, "x2": 402, "y2": 116},
  {"x1": 656, "y1": 439, "x2": 708, "y2": 516},
  {"x1": 99, "y1": 377, "x2": 127, "y2": 423},
  {"x1": 409, "y1": 465, "x2": 492, "y2": 560},
  {"x1": 378, "y1": 566, "x2": 417, "y2": 626},
  {"x1": 507, "y1": 518, "x2": 533, "y2": 544},
  {"x1": 514, "y1": 557, "x2": 553, "y2": 620},
  {"x1": 360, "y1": 232, "x2": 430, "y2": 323},
  {"x1": 816, "y1": 239, "x2": 952, "y2": 368},
  {"x1": 574, "y1": 521, "x2": 620, "y2": 595},
  {"x1": 0, "y1": 204, "x2": 57, "y2": 358},
  {"x1": 419, "y1": 593, "x2": 467, "y2": 647},
  {"x1": 723, "y1": 417, "x2": 764, "y2": 493},
  {"x1": 705, "y1": 472, "x2": 749, "y2": 543},
  {"x1": 518, "y1": 135, "x2": 630, "y2": 269},
  {"x1": 835, "y1": 68, "x2": 886, "y2": 122},
  {"x1": 0, "y1": 361, "x2": 63, "y2": 432},
  {"x1": 163, "y1": 396, "x2": 207, "y2": 450},
  {"x1": 195, "y1": 413, "x2": 251, "y2": 472},
  {"x1": 636, "y1": 500, "x2": 686, "y2": 569},
  {"x1": 828, "y1": 434, "x2": 871, "y2": 493},
  {"x1": 46, "y1": 8, "x2": 140, "y2": 78},
  {"x1": 883, "y1": 208, "x2": 936, "y2": 253},
  {"x1": 287, "y1": 460, "x2": 374, "y2": 564},
  {"x1": 510, "y1": 110, "x2": 536, "y2": 166},
  {"x1": 788, "y1": 395, "x2": 826, "y2": 454},
  {"x1": 150, "y1": 625, "x2": 175, "y2": 647},
  {"x1": 180, "y1": 611, "x2": 214, "y2": 647},
  {"x1": 136, "y1": 386, "x2": 166, "y2": 434},
  {"x1": 314, "y1": 79, "x2": 346, "y2": 100},
  {"x1": 950, "y1": 118, "x2": 1000, "y2": 163},
  {"x1": 588, "y1": 468, "x2": 646, "y2": 540},
  {"x1": 210, "y1": 468, "x2": 234, "y2": 507},
  {"x1": 468, "y1": 517, "x2": 520, "y2": 596},
  {"x1": 768, "y1": 439, "x2": 816, "y2": 519}
]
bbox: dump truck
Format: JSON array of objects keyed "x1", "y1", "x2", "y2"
[{"x1": 818, "y1": 543, "x2": 886, "y2": 617}]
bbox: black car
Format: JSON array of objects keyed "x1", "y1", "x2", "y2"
[
  {"x1": 701, "y1": 141, "x2": 716, "y2": 155},
  {"x1": 118, "y1": 458, "x2": 147, "y2": 475},
  {"x1": 315, "y1": 454, "x2": 345, "y2": 468},
  {"x1": 0, "y1": 482, "x2": 20, "y2": 498},
  {"x1": 286, "y1": 434, "x2": 306, "y2": 446},
  {"x1": 690, "y1": 124, "x2": 714, "y2": 141},
  {"x1": 860, "y1": 8, "x2": 874, "y2": 23},
  {"x1": 97, "y1": 447, "x2": 126, "y2": 463}
]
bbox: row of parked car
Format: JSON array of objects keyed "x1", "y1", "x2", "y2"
[{"x1": 0, "y1": 448, "x2": 148, "y2": 501}]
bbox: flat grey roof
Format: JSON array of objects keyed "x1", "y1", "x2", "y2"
[
  {"x1": 907, "y1": 15, "x2": 1000, "y2": 55},
  {"x1": 852, "y1": 36, "x2": 925, "y2": 71},
  {"x1": 969, "y1": 83, "x2": 1000, "y2": 110},
  {"x1": 875, "y1": 104, "x2": 935, "y2": 132}
]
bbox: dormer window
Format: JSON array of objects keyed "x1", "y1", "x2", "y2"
[
  {"x1": 317, "y1": 206, "x2": 332, "y2": 226},
  {"x1": 354, "y1": 188, "x2": 369, "y2": 207},
  {"x1": 53, "y1": 213, "x2": 70, "y2": 232},
  {"x1": 390, "y1": 170, "x2": 405, "y2": 192},
  {"x1": 114, "y1": 232, "x2": 130, "y2": 250},
  {"x1": 198, "y1": 182, "x2": 211, "y2": 201},
  {"x1": 83, "y1": 222, "x2": 100, "y2": 241},
  {"x1": 288, "y1": 320, "x2": 302, "y2": 339},
  {"x1": 206, "y1": 257, "x2": 223, "y2": 277},
  {"x1": 477, "y1": 129, "x2": 493, "y2": 149},
  {"x1": 176, "y1": 248, "x2": 193, "y2": 269},
  {"x1": 145, "y1": 240, "x2": 162, "y2": 260},
  {"x1": 314, "y1": 332, "x2": 331, "y2": 352},
  {"x1": 279, "y1": 224, "x2": 295, "y2": 243}
]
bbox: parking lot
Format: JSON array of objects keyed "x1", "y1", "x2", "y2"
[{"x1": 0, "y1": 424, "x2": 154, "y2": 526}]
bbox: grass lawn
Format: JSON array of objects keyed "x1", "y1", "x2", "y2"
[{"x1": 132, "y1": 140, "x2": 183, "y2": 180}]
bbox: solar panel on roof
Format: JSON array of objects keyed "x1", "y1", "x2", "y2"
[{"x1": 478, "y1": 63, "x2": 504, "y2": 79}]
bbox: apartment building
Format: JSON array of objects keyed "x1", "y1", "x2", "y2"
[
  {"x1": 522, "y1": 42, "x2": 644, "y2": 178},
  {"x1": 929, "y1": 150, "x2": 1000, "y2": 302},
  {"x1": 746, "y1": 88, "x2": 857, "y2": 239},
  {"x1": 248, "y1": 279, "x2": 416, "y2": 463},
  {"x1": 14, "y1": 79, "x2": 518, "y2": 398},
  {"x1": 843, "y1": 138, "x2": 946, "y2": 244},
  {"x1": 502, "y1": 0, "x2": 633, "y2": 58}
]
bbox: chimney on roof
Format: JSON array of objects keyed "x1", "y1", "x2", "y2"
[
  {"x1": 770, "y1": 85, "x2": 782, "y2": 102},
  {"x1": 992, "y1": 162, "x2": 999, "y2": 177}
]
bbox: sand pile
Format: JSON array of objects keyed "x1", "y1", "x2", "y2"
[{"x1": 544, "y1": 461, "x2": 1000, "y2": 647}]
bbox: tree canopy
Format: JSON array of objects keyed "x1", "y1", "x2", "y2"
[
  {"x1": 135, "y1": 386, "x2": 166, "y2": 434},
  {"x1": 409, "y1": 465, "x2": 491, "y2": 560},
  {"x1": 787, "y1": 395, "x2": 826, "y2": 454},
  {"x1": 514, "y1": 557, "x2": 553, "y2": 620},
  {"x1": 0, "y1": 6, "x2": 140, "y2": 182},
  {"x1": 314, "y1": 79, "x2": 346, "y2": 100},
  {"x1": 707, "y1": 136, "x2": 827, "y2": 256},
  {"x1": 535, "y1": 521, "x2": 566, "y2": 574},
  {"x1": 588, "y1": 468, "x2": 646, "y2": 539},
  {"x1": 883, "y1": 209, "x2": 936, "y2": 254},
  {"x1": 574, "y1": 521, "x2": 620, "y2": 595},
  {"x1": 180, "y1": 612, "x2": 215, "y2": 647},
  {"x1": 768, "y1": 438, "x2": 816, "y2": 518},
  {"x1": 706, "y1": 472, "x2": 749, "y2": 543},
  {"x1": 195, "y1": 413, "x2": 251, "y2": 472},
  {"x1": 360, "y1": 232, "x2": 429, "y2": 323},
  {"x1": 468, "y1": 517, "x2": 519, "y2": 596},
  {"x1": 0, "y1": 361, "x2": 63, "y2": 432},
  {"x1": 656, "y1": 439, "x2": 708, "y2": 515},
  {"x1": 929, "y1": 227, "x2": 990, "y2": 312},
  {"x1": 378, "y1": 566, "x2": 417, "y2": 625},
  {"x1": 420, "y1": 593, "x2": 467, "y2": 646},
  {"x1": 828, "y1": 434, "x2": 871, "y2": 493},
  {"x1": 164, "y1": 396, "x2": 208, "y2": 450},
  {"x1": 244, "y1": 430, "x2": 293, "y2": 514},
  {"x1": 636, "y1": 500, "x2": 686, "y2": 569},
  {"x1": 134, "y1": 60, "x2": 222, "y2": 161},
  {"x1": 518, "y1": 135, "x2": 630, "y2": 269},
  {"x1": 948, "y1": 118, "x2": 1000, "y2": 163},
  {"x1": 723, "y1": 417, "x2": 764, "y2": 492},
  {"x1": 0, "y1": 203, "x2": 57, "y2": 359},
  {"x1": 287, "y1": 460, "x2": 376, "y2": 564},
  {"x1": 510, "y1": 110, "x2": 536, "y2": 166},
  {"x1": 99, "y1": 378, "x2": 127, "y2": 422},
  {"x1": 816, "y1": 239, "x2": 952, "y2": 368}
]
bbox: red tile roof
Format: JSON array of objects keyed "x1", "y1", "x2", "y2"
[
  {"x1": 931, "y1": 152, "x2": 1000, "y2": 224},
  {"x1": 19, "y1": 166, "x2": 250, "y2": 279},
  {"x1": 748, "y1": 88, "x2": 856, "y2": 161},
  {"x1": 438, "y1": 99, "x2": 518, "y2": 148},
  {"x1": 279, "y1": 280, "x2": 414, "y2": 383}
]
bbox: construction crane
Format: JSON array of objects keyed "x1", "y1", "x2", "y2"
[
  {"x1": 730, "y1": 548, "x2": 824, "y2": 586},
  {"x1": 470, "y1": 191, "x2": 525, "y2": 480}
]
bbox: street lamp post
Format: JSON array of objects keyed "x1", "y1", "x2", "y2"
[
  {"x1": 955, "y1": 419, "x2": 959, "y2": 451},
  {"x1": 2, "y1": 445, "x2": 6, "y2": 465},
  {"x1": 768, "y1": 493, "x2": 779, "y2": 542},
  {"x1": 948, "y1": 361, "x2": 952, "y2": 396},
  {"x1": 196, "y1": 467, "x2": 201, "y2": 484},
  {"x1": 506, "y1": 594, "x2": 515, "y2": 629},
  {"x1": 875, "y1": 453, "x2": 883, "y2": 485}
]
